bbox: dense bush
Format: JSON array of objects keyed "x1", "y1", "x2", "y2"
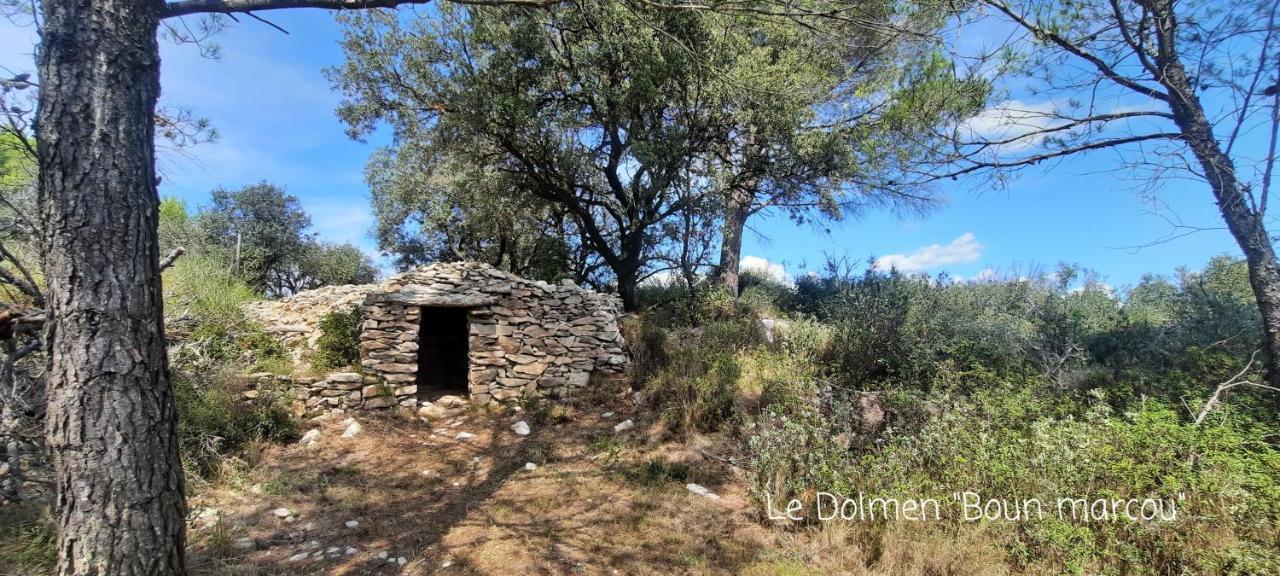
[
  {"x1": 175, "y1": 371, "x2": 297, "y2": 477},
  {"x1": 312, "y1": 308, "x2": 361, "y2": 371},
  {"x1": 634, "y1": 255, "x2": 1278, "y2": 574}
]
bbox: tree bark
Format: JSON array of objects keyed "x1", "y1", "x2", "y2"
[
  {"x1": 37, "y1": 0, "x2": 186, "y2": 573},
  {"x1": 716, "y1": 187, "x2": 752, "y2": 297},
  {"x1": 1150, "y1": 1, "x2": 1280, "y2": 385}
]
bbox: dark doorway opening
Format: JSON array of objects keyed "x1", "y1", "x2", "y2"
[{"x1": 417, "y1": 306, "x2": 470, "y2": 401}]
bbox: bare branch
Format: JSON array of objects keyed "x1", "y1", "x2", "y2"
[
  {"x1": 162, "y1": 0, "x2": 560, "y2": 19},
  {"x1": 159, "y1": 247, "x2": 186, "y2": 272},
  {"x1": 922, "y1": 132, "x2": 1184, "y2": 181},
  {"x1": 982, "y1": 0, "x2": 1170, "y2": 102}
]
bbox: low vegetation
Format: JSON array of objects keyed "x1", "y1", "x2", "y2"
[{"x1": 638, "y1": 256, "x2": 1280, "y2": 575}]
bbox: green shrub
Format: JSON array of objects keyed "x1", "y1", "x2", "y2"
[
  {"x1": 162, "y1": 253, "x2": 259, "y2": 328},
  {"x1": 175, "y1": 371, "x2": 297, "y2": 477},
  {"x1": 647, "y1": 347, "x2": 740, "y2": 434},
  {"x1": 620, "y1": 314, "x2": 669, "y2": 384},
  {"x1": 745, "y1": 388, "x2": 1280, "y2": 574},
  {"x1": 311, "y1": 308, "x2": 360, "y2": 371}
]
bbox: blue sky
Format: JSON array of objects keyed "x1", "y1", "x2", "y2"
[{"x1": 0, "y1": 9, "x2": 1243, "y2": 291}]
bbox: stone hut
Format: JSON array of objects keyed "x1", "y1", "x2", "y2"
[{"x1": 246, "y1": 262, "x2": 627, "y2": 413}]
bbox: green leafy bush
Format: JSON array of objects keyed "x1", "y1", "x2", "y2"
[
  {"x1": 175, "y1": 371, "x2": 297, "y2": 477},
  {"x1": 311, "y1": 308, "x2": 361, "y2": 371},
  {"x1": 647, "y1": 345, "x2": 740, "y2": 434}
]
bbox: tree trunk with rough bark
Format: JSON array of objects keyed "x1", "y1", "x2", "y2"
[
  {"x1": 716, "y1": 187, "x2": 753, "y2": 297},
  {"x1": 37, "y1": 0, "x2": 186, "y2": 573},
  {"x1": 1151, "y1": 5, "x2": 1280, "y2": 385}
]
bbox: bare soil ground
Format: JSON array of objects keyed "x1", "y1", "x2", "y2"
[{"x1": 185, "y1": 400, "x2": 781, "y2": 576}]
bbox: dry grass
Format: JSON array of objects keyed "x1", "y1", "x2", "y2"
[{"x1": 185, "y1": 400, "x2": 1018, "y2": 576}]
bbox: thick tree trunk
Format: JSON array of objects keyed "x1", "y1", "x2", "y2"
[
  {"x1": 1152, "y1": 4, "x2": 1280, "y2": 384},
  {"x1": 716, "y1": 188, "x2": 752, "y2": 297},
  {"x1": 37, "y1": 0, "x2": 186, "y2": 574}
]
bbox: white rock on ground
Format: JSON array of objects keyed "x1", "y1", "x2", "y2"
[
  {"x1": 601, "y1": 412, "x2": 614, "y2": 418},
  {"x1": 287, "y1": 553, "x2": 309, "y2": 562},
  {"x1": 272, "y1": 507, "x2": 292, "y2": 518},
  {"x1": 341, "y1": 419, "x2": 362, "y2": 438},
  {"x1": 345, "y1": 547, "x2": 358, "y2": 555},
  {"x1": 523, "y1": 462, "x2": 537, "y2": 471},
  {"x1": 613, "y1": 419, "x2": 634, "y2": 432},
  {"x1": 686, "y1": 483, "x2": 722, "y2": 501},
  {"x1": 344, "y1": 520, "x2": 359, "y2": 528},
  {"x1": 299, "y1": 429, "x2": 320, "y2": 446},
  {"x1": 454, "y1": 431, "x2": 474, "y2": 441},
  {"x1": 511, "y1": 420, "x2": 531, "y2": 436}
]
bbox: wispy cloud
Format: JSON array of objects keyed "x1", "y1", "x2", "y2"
[
  {"x1": 874, "y1": 233, "x2": 983, "y2": 272},
  {"x1": 961, "y1": 100, "x2": 1063, "y2": 152},
  {"x1": 741, "y1": 255, "x2": 789, "y2": 283}
]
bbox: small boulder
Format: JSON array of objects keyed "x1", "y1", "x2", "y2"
[
  {"x1": 686, "y1": 483, "x2": 722, "y2": 501},
  {"x1": 511, "y1": 421, "x2": 531, "y2": 436},
  {"x1": 341, "y1": 420, "x2": 362, "y2": 438},
  {"x1": 344, "y1": 520, "x2": 359, "y2": 529},
  {"x1": 613, "y1": 419, "x2": 634, "y2": 432},
  {"x1": 523, "y1": 462, "x2": 537, "y2": 471},
  {"x1": 299, "y1": 429, "x2": 320, "y2": 446},
  {"x1": 272, "y1": 507, "x2": 292, "y2": 519}
]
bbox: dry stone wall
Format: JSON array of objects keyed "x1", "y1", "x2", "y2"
[
  {"x1": 244, "y1": 284, "x2": 380, "y2": 362},
  {"x1": 360, "y1": 262, "x2": 627, "y2": 405},
  {"x1": 243, "y1": 262, "x2": 627, "y2": 414}
]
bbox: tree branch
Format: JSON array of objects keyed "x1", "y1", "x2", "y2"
[
  {"x1": 162, "y1": 0, "x2": 559, "y2": 19},
  {"x1": 159, "y1": 247, "x2": 186, "y2": 271},
  {"x1": 983, "y1": 0, "x2": 1170, "y2": 102},
  {"x1": 923, "y1": 132, "x2": 1184, "y2": 181}
]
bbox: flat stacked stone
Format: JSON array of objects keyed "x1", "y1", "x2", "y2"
[
  {"x1": 243, "y1": 262, "x2": 628, "y2": 413},
  {"x1": 243, "y1": 283, "x2": 381, "y2": 362},
  {"x1": 358, "y1": 262, "x2": 627, "y2": 407}
]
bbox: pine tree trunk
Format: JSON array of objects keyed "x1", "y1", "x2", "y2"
[
  {"x1": 1152, "y1": 5, "x2": 1280, "y2": 385},
  {"x1": 37, "y1": 0, "x2": 186, "y2": 573}
]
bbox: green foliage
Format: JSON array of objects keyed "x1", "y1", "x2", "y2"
[
  {"x1": 163, "y1": 252, "x2": 259, "y2": 328},
  {"x1": 195, "y1": 182, "x2": 376, "y2": 295},
  {"x1": 747, "y1": 388, "x2": 1280, "y2": 574},
  {"x1": 648, "y1": 346, "x2": 741, "y2": 434},
  {"x1": 312, "y1": 308, "x2": 361, "y2": 371},
  {"x1": 174, "y1": 371, "x2": 297, "y2": 477}
]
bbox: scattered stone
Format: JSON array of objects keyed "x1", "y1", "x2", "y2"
[
  {"x1": 287, "y1": 552, "x2": 309, "y2": 562},
  {"x1": 686, "y1": 483, "x2": 722, "y2": 501},
  {"x1": 454, "y1": 431, "x2": 474, "y2": 441},
  {"x1": 272, "y1": 507, "x2": 292, "y2": 519},
  {"x1": 524, "y1": 462, "x2": 537, "y2": 471},
  {"x1": 299, "y1": 429, "x2": 321, "y2": 446},
  {"x1": 600, "y1": 411, "x2": 614, "y2": 418},
  {"x1": 341, "y1": 419, "x2": 362, "y2": 438},
  {"x1": 344, "y1": 520, "x2": 359, "y2": 529},
  {"x1": 397, "y1": 557, "x2": 407, "y2": 566},
  {"x1": 233, "y1": 537, "x2": 255, "y2": 551},
  {"x1": 613, "y1": 419, "x2": 634, "y2": 432},
  {"x1": 345, "y1": 547, "x2": 358, "y2": 555},
  {"x1": 511, "y1": 421, "x2": 531, "y2": 436}
]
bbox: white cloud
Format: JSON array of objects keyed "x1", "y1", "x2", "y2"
[
  {"x1": 874, "y1": 233, "x2": 983, "y2": 273},
  {"x1": 961, "y1": 100, "x2": 1062, "y2": 152},
  {"x1": 741, "y1": 255, "x2": 788, "y2": 283}
]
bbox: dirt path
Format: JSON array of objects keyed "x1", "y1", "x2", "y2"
[{"x1": 186, "y1": 402, "x2": 772, "y2": 575}]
